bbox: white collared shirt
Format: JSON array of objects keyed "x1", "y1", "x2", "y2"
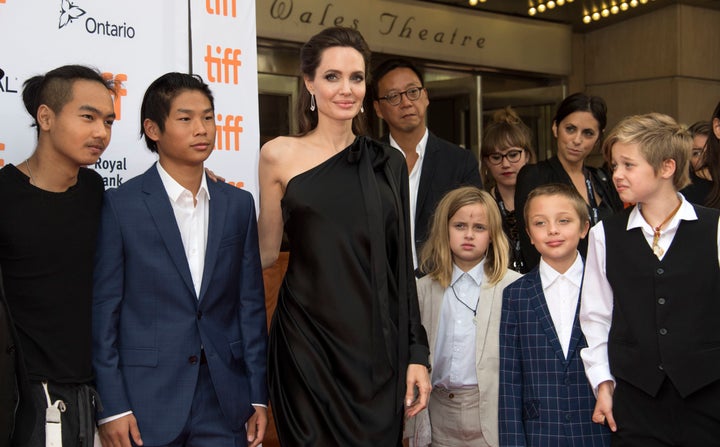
[
  {"x1": 539, "y1": 253, "x2": 584, "y2": 358},
  {"x1": 433, "y1": 262, "x2": 483, "y2": 388},
  {"x1": 389, "y1": 128, "x2": 428, "y2": 268},
  {"x1": 156, "y1": 162, "x2": 210, "y2": 297},
  {"x1": 579, "y1": 194, "x2": 720, "y2": 392}
]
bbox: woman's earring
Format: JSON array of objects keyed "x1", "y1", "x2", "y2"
[
  {"x1": 310, "y1": 94, "x2": 316, "y2": 112},
  {"x1": 360, "y1": 104, "x2": 364, "y2": 113}
]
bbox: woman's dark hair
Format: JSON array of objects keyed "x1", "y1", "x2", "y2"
[
  {"x1": 297, "y1": 26, "x2": 371, "y2": 136},
  {"x1": 702, "y1": 101, "x2": 720, "y2": 208},
  {"x1": 553, "y1": 92, "x2": 608, "y2": 150},
  {"x1": 22, "y1": 65, "x2": 113, "y2": 135},
  {"x1": 140, "y1": 72, "x2": 214, "y2": 153}
]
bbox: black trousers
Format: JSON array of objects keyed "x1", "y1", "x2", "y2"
[
  {"x1": 612, "y1": 377, "x2": 720, "y2": 447},
  {"x1": 13, "y1": 381, "x2": 97, "y2": 447}
]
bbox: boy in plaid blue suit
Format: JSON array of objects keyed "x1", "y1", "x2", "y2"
[{"x1": 499, "y1": 184, "x2": 609, "y2": 446}]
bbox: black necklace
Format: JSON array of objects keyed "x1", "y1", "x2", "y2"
[{"x1": 451, "y1": 283, "x2": 479, "y2": 316}]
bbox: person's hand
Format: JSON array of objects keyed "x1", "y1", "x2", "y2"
[
  {"x1": 98, "y1": 414, "x2": 143, "y2": 447},
  {"x1": 246, "y1": 405, "x2": 267, "y2": 447},
  {"x1": 592, "y1": 380, "x2": 617, "y2": 432},
  {"x1": 205, "y1": 167, "x2": 226, "y2": 183},
  {"x1": 404, "y1": 363, "x2": 431, "y2": 418}
]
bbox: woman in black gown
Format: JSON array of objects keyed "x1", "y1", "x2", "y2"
[{"x1": 258, "y1": 27, "x2": 431, "y2": 446}]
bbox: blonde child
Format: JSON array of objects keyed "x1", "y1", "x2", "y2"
[
  {"x1": 499, "y1": 183, "x2": 610, "y2": 446},
  {"x1": 406, "y1": 186, "x2": 521, "y2": 447},
  {"x1": 581, "y1": 113, "x2": 720, "y2": 445}
]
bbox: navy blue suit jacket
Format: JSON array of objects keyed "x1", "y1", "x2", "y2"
[
  {"x1": 499, "y1": 267, "x2": 609, "y2": 447},
  {"x1": 92, "y1": 165, "x2": 267, "y2": 445}
]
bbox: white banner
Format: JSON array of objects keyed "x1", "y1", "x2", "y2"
[
  {"x1": 0, "y1": 0, "x2": 260, "y2": 201},
  {"x1": 0, "y1": 0, "x2": 188, "y2": 187},
  {"x1": 191, "y1": 0, "x2": 261, "y2": 200}
]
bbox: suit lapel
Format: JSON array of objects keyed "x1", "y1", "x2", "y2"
[
  {"x1": 142, "y1": 164, "x2": 196, "y2": 298},
  {"x1": 428, "y1": 280, "x2": 445, "y2": 361},
  {"x1": 198, "y1": 179, "x2": 227, "y2": 301},
  {"x1": 566, "y1": 291, "x2": 584, "y2": 361},
  {"x1": 416, "y1": 133, "x2": 438, "y2": 219},
  {"x1": 527, "y1": 269, "x2": 567, "y2": 363},
  {"x1": 474, "y1": 277, "x2": 496, "y2": 354}
]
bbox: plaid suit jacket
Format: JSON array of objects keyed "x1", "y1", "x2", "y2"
[{"x1": 498, "y1": 267, "x2": 610, "y2": 447}]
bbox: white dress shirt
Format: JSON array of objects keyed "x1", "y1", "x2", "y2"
[
  {"x1": 433, "y1": 262, "x2": 483, "y2": 389},
  {"x1": 389, "y1": 128, "x2": 428, "y2": 268},
  {"x1": 539, "y1": 253, "x2": 583, "y2": 359},
  {"x1": 579, "y1": 194, "x2": 720, "y2": 392},
  {"x1": 157, "y1": 162, "x2": 210, "y2": 297}
]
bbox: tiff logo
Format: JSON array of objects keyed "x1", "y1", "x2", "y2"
[
  {"x1": 0, "y1": 143, "x2": 5, "y2": 167},
  {"x1": 205, "y1": 45, "x2": 241, "y2": 84},
  {"x1": 216, "y1": 113, "x2": 243, "y2": 151},
  {"x1": 206, "y1": 0, "x2": 236, "y2": 17},
  {"x1": 101, "y1": 72, "x2": 127, "y2": 120}
]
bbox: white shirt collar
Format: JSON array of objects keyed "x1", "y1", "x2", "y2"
[
  {"x1": 156, "y1": 162, "x2": 210, "y2": 203},
  {"x1": 539, "y1": 251, "x2": 584, "y2": 291},
  {"x1": 627, "y1": 192, "x2": 696, "y2": 232},
  {"x1": 451, "y1": 260, "x2": 484, "y2": 288},
  {"x1": 389, "y1": 127, "x2": 429, "y2": 159}
]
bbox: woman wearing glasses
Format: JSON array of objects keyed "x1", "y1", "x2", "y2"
[
  {"x1": 481, "y1": 107, "x2": 535, "y2": 273},
  {"x1": 514, "y1": 93, "x2": 623, "y2": 270}
]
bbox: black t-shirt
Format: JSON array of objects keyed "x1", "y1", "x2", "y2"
[{"x1": 0, "y1": 164, "x2": 103, "y2": 383}]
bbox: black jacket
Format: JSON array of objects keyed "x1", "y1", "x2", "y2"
[{"x1": 380, "y1": 132, "x2": 483, "y2": 264}]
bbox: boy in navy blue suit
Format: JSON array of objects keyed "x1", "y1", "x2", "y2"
[
  {"x1": 499, "y1": 183, "x2": 610, "y2": 446},
  {"x1": 581, "y1": 113, "x2": 720, "y2": 446},
  {"x1": 92, "y1": 73, "x2": 267, "y2": 447}
]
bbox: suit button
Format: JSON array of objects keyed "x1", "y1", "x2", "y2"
[
  {"x1": 197, "y1": 311, "x2": 203, "y2": 320},
  {"x1": 188, "y1": 355, "x2": 199, "y2": 365},
  {"x1": 565, "y1": 413, "x2": 572, "y2": 421},
  {"x1": 448, "y1": 393, "x2": 455, "y2": 399},
  {"x1": 659, "y1": 328, "x2": 668, "y2": 335},
  {"x1": 656, "y1": 268, "x2": 664, "y2": 275},
  {"x1": 658, "y1": 298, "x2": 666, "y2": 305},
  {"x1": 658, "y1": 364, "x2": 665, "y2": 371}
]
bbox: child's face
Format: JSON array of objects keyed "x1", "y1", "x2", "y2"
[
  {"x1": 611, "y1": 142, "x2": 666, "y2": 204},
  {"x1": 448, "y1": 203, "x2": 491, "y2": 272},
  {"x1": 147, "y1": 89, "x2": 216, "y2": 167},
  {"x1": 527, "y1": 194, "x2": 589, "y2": 273}
]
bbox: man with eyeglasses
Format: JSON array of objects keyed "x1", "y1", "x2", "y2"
[{"x1": 372, "y1": 58, "x2": 482, "y2": 271}]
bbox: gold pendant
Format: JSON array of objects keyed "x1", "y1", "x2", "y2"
[{"x1": 653, "y1": 244, "x2": 664, "y2": 258}]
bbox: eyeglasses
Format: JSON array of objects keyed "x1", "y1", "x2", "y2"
[
  {"x1": 485, "y1": 149, "x2": 525, "y2": 165},
  {"x1": 377, "y1": 86, "x2": 423, "y2": 106}
]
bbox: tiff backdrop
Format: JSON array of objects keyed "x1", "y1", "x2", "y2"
[{"x1": 0, "y1": 0, "x2": 260, "y2": 200}]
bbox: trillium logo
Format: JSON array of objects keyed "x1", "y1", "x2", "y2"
[{"x1": 58, "y1": 0, "x2": 86, "y2": 29}]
